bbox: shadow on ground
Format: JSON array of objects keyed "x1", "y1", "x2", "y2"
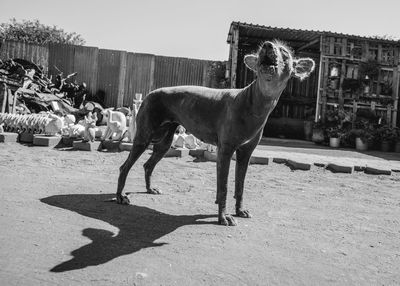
[{"x1": 41, "y1": 194, "x2": 215, "y2": 272}]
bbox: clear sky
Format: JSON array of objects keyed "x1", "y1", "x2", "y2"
[{"x1": 1, "y1": 0, "x2": 399, "y2": 61}]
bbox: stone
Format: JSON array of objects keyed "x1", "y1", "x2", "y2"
[
  {"x1": 19, "y1": 132, "x2": 34, "y2": 143},
  {"x1": 100, "y1": 140, "x2": 121, "y2": 151},
  {"x1": 164, "y1": 148, "x2": 190, "y2": 158},
  {"x1": 249, "y1": 156, "x2": 269, "y2": 165},
  {"x1": 286, "y1": 160, "x2": 311, "y2": 171},
  {"x1": 314, "y1": 162, "x2": 326, "y2": 168},
  {"x1": 189, "y1": 149, "x2": 206, "y2": 158},
  {"x1": 119, "y1": 142, "x2": 133, "y2": 151},
  {"x1": 73, "y1": 140, "x2": 101, "y2": 151},
  {"x1": 204, "y1": 150, "x2": 217, "y2": 162},
  {"x1": 61, "y1": 136, "x2": 80, "y2": 147},
  {"x1": 326, "y1": 163, "x2": 353, "y2": 174},
  {"x1": 354, "y1": 166, "x2": 366, "y2": 172},
  {"x1": 273, "y1": 158, "x2": 287, "y2": 164},
  {"x1": 0, "y1": 132, "x2": 18, "y2": 143},
  {"x1": 33, "y1": 135, "x2": 62, "y2": 147},
  {"x1": 364, "y1": 166, "x2": 391, "y2": 176}
]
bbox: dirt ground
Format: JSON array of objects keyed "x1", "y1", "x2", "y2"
[{"x1": 0, "y1": 143, "x2": 399, "y2": 286}]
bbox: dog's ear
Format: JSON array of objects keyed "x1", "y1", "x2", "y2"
[
  {"x1": 293, "y1": 58, "x2": 315, "y2": 80},
  {"x1": 244, "y1": 54, "x2": 258, "y2": 72}
]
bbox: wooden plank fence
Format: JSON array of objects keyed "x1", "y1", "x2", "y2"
[{"x1": 0, "y1": 40, "x2": 226, "y2": 108}]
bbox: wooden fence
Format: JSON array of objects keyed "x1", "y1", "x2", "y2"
[{"x1": 0, "y1": 40, "x2": 226, "y2": 108}]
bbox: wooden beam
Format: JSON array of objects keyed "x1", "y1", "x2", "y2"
[
  {"x1": 116, "y1": 51, "x2": 127, "y2": 108},
  {"x1": 297, "y1": 38, "x2": 320, "y2": 52},
  {"x1": 230, "y1": 26, "x2": 239, "y2": 88},
  {"x1": 1, "y1": 83, "x2": 7, "y2": 113}
]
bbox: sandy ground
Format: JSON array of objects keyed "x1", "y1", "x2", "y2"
[{"x1": 0, "y1": 143, "x2": 399, "y2": 286}]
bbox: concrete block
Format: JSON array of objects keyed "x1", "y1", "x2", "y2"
[
  {"x1": 119, "y1": 142, "x2": 133, "y2": 151},
  {"x1": 204, "y1": 150, "x2": 217, "y2": 162},
  {"x1": 33, "y1": 135, "x2": 62, "y2": 147},
  {"x1": 100, "y1": 140, "x2": 120, "y2": 151},
  {"x1": 354, "y1": 166, "x2": 366, "y2": 172},
  {"x1": 364, "y1": 166, "x2": 391, "y2": 176},
  {"x1": 249, "y1": 156, "x2": 269, "y2": 165},
  {"x1": 0, "y1": 132, "x2": 18, "y2": 143},
  {"x1": 286, "y1": 159, "x2": 311, "y2": 171},
  {"x1": 164, "y1": 148, "x2": 190, "y2": 158},
  {"x1": 60, "y1": 136, "x2": 80, "y2": 147},
  {"x1": 273, "y1": 158, "x2": 287, "y2": 164},
  {"x1": 314, "y1": 162, "x2": 326, "y2": 168},
  {"x1": 189, "y1": 149, "x2": 206, "y2": 158},
  {"x1": 19, "y1": 132, "x2": 34, "y2": 143},
  {"x1": 326, "y1": 163, "x2": 353, "y2": 174},
  {"x1": 73, "y1": 140, "x2": 101, "y2": 151}
]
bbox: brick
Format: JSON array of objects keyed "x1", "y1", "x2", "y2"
[
  {"x1": 364, "y1": 166, "x2": 391, "y2": 176},
  {"x1": 0, "y1": 132, "x2": 18, "y2": 143},
  {"x1": 326, "y1": 163, "x2": 353, "y2": 174},
  {"x1": 164, "y1": 148, "x2": 190, "y2": 158},
  {"x1": 73, "y1": 140, "x2": 101, "y2": 151},
  {"x1": 286, "y1": 159, "x2": 311, "y2": 171},
  {"x1": 33, "y1": 135, "x2": 62, "y2": 147},
  {"x1": 19, "y1": 132, "x2": 34, "y2": 143}
]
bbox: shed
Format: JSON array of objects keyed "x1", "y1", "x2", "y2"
[{"x1": 227, "y1": 22, "x2": 400, "y2": 139}]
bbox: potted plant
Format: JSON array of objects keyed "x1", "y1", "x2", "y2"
[
  {"x1": 351, "y1": 128, "x2": 373, "y2": 151},
  {"x1": 312, "y1": 121, "x2": 325, "y2": 144},
  {"x1": 394, "y1": 128, "x2": 400, "y2": 153},
  {"x1": 326, "y1": 126, "x2": 344, "y2": 148},
  {"x1": 375, "y1": 126, "x2": 397, "y2": 152}
]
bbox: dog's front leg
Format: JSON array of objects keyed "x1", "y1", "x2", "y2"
[
  {"x1": 216, "y1": 146, "x2": 236, "y2": 226},
  {"x1": 234, "y1": 131, "x2": 262, "y2": 218}
]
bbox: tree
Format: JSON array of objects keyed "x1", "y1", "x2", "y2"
[{"x1": 0, "y1": 18, "x2": 85, "y2": 45}]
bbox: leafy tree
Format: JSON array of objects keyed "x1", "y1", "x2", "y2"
[{"x1": 0, "y1": 18, "x2": 85, "y2": 45}]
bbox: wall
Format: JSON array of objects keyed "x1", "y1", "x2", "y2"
[{"x1": 0, "y1": 40, "x2": 226, "y2": 108}]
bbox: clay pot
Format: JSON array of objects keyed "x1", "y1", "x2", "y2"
[
  {"x1": 395, "y1": 142, "x2": 400, "y2": 153},
  {"x1": 380, "y1": 141, "x2": 391, "y2": 152},
  {"x1": 312, "y1": 129, "x2": 325, "y2": 144},
  {"x1": 355, "y1": 137, "x2": 368, "y2": 151},
  {"x1": 329, "y1": 137, "x2": 340, "y2": 148}
]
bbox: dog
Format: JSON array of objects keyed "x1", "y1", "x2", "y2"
[{"x1": 116, "y1": 41, "x2": 315, "y2": 226}]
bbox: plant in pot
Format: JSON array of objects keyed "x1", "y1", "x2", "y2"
[
  {"x1": 394, "y1": 128, "x2": 400, "y2": 153},
  {"x1": 326, "y1": 126, "x2": 344, "y2": 148},
  {"x1": 352, "y1": 128, "x2": 373, "y2": 151},
  {"x1": 312, "y1": 121, "x2": 325, "y2": 144},
  {"x1": 375, "y1": 126, "x2": 397, "y2": 152}
]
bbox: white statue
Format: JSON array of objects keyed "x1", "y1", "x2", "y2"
[
  {"x1": 101, "y1": 109, "x2": 127, "y2": 141},
  {"x1": 172, "y1": 125, "x2": 200, "y2": 149},
  {"x1": 83, "y1": 112, "x2": 97, "y2": 142}
]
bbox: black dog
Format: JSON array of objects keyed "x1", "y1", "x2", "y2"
[{"x1": 117, "y1": 41, "x2": 315, "y2": 226}]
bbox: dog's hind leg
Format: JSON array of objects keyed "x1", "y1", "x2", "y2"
[
  {"x1": 234, "y1": 130, "x2": 262, "y2": 218},
  {"x1": 143, "y1": 123, "x2": 178, "y2": 194},
  {"x1": 116, "y1": 141, "x2": 148, "y2": 204}
]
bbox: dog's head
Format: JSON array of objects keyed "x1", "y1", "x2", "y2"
[{"x1": 244, "y1": 41, "x2": 315, "y2": 90}]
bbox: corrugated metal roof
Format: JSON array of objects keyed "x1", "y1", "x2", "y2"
[{"x1": 228, "y1": 21, "x2": 400, "y2": 46}]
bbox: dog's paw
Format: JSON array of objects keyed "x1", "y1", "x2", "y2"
[
  {"x1": 235, "y1": 209, "x2": 252, "y2": 218},
  {"x1": 147, "y1": 188, "x2": 162, "y2": 195},
  {"x1": 116, "y1": 194, "x2": 130, "y2": 205},
  {"x1": 218, "y1": 214, "x2": 237, "y2": 226}
]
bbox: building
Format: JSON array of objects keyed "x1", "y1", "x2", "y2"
[{"x1": 227, "y1": 22, "x2": 400, "y2": 139}]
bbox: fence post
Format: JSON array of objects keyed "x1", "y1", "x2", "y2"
[{"x1": 117, "y1": 51, "x2": 127, "y2": 107}]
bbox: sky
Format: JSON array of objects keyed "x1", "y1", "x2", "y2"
[{"x1": 1, "y1": 0, "x2": 399, "y2": 61}]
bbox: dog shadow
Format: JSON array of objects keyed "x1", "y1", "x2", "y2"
[{"x1": 40, "y1": 194, "x2": 215, "y2": 272}]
